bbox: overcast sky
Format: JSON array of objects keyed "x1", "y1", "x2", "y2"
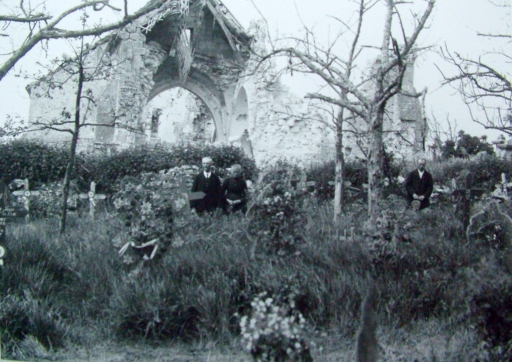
[{"x1": 0, "y1": 0, "x2": 510, "y2": 142}]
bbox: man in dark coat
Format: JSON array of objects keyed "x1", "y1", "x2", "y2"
[
  {"x1": 190, "y1": 156, "x2": 222, "y2": 214},
  {"x1": 405, "y1": 158, "x2": 434, "y2": 210}
]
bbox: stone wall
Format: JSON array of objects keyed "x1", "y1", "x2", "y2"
[{"x1": 25, "y1": 2, "x2": 427, "y2": 167}]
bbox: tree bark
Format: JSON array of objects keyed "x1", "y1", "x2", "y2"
[
  {"x1": 333, "y1": 109, "x2": 345, "y2": 222},
  {"x1": 367, "y1": 106, "x2": 385, "y2": 221},
  {"x1": 59, "y1": 63, "x2": 84, "y2": 234}
]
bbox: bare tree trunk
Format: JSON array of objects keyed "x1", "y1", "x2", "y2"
[
  {"x1": 60, "y1": 63, "x2": 84, "y2": 234},
  {"x1": 333, "y1": 109, "x2": 345, "y2": 222},
  {"x1": 367, "y1": 0, "x2": 393, "y2": 221},
  {"x1": 367, "y1": 107, "x2": 385, "y2": 221}
]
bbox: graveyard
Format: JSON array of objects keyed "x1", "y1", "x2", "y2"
[
  {"x1": 0, "y1": 140, "x2": 511, "y2": 361},
  {"x1": 1, "y1": 0, "x2": 512, "y2": 361}
]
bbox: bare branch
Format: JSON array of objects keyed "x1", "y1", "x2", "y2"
[
  {"x1": 0, "y1": 0, "x2": 167, "y2": 82},
  {"x1": 0, "y1": 14, "x2": 52, "y2": 22}
]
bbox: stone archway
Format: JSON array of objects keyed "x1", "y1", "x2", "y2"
[
  {"x1": 26, "y1": 0, "x2": 252, "y2": 152},
  {"x1": 145, "y1": 86, "x2": 216, "y2": 145},
  {"x1": 149, "y1": 66, "x2": 226, "y2": 142}
]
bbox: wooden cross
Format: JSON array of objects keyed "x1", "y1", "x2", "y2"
[
  {"x1": 498, "y1": 173, "x2": 512, "y2": 197},
  {"x1": 0, "y1": 180, "x2": 28, "y2": 266},
  {"x1": 452, "y1": 172, "x2": 485, "y2": 236},
  {"x1": 79, "y1": 182, "x2": 106, "y2": 218},
  {"x1": 11, "y1": 178, "x2": 40, "y2": 223}
]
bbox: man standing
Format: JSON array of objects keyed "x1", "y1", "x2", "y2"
[
  {"x1": 405, "y1": 158, "x2": 434, "y2": 210},
  {"x1": 190, "y1": 156, "x2": 222, "y2": 214}
]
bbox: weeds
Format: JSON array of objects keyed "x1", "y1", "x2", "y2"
[{"x1": 1, "y1": 159, "x2": 512, "y2": 360}]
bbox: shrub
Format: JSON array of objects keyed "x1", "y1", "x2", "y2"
[
  {"x1": 248, "y1": 163, "x2": 306, "y2": 254},
  {"x1": 80, "y1": 143, "x2": 257, "y2": 194},
  {"x1": 306, "y1": 150, "x2": 403, "y2": 201},
  {"x1": 306, "y1": 160, "x2": 367, "y2": 201},
  {"x1": 239, "y1": 290, "x2": 312, "y2": 361},
  {"x1": 111, "y1": 170, "x2": 181, "y2": 264},
  {"x1": 427, "y1": 157, "x2": 512, "y2": 190},
  {"x1": 0, "y1": 139, "x2": 74, "y2": 186}
]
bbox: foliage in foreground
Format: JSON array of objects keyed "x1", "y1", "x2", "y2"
[
  {"x1": 1, "y1": 191, "x2": 511, "y2": 360},
  {"x1": 2, "y1": 156, "x2": 512, "y2": 360}
]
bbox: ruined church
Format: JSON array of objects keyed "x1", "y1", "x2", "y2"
[{"x1": 26, "y1": 0, "x2": 427, "y2": 165}]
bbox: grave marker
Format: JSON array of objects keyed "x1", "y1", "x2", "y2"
[
  {"x1": 175, "y1": 176, "x2": 205, "y2": 202},
  {"x1": 163, "y1": 175, "x2": 205, "y2": 214},
  {"x1": 452, "y1": 172, "x2": 485, "y2": 236},
  {"x1": 11, "y1": 179, "x2": 39, "y2": 223},
  {"x1": 0, "y1": 180, "x2": 29, "y2": 266},
  {"x1": 79, "y1": 182, "x2": 106, "y2": 218}
]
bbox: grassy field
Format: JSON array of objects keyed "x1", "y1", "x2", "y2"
[{"x1": 1, "y1": 188, "x2": 510, "y2": 361}]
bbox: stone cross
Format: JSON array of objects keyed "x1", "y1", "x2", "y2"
[
  {"x1": 11, "y1": 178, "x2": 39, "y2": 223},
  {"x1": 0, "y1": 180, "x2": 28, "y2": 266},
  {"x1": 452, "y1": 172, "x2": 485, "y2": 236},
  {"x1": 79, "y1": 182, "x2": 106, "y2": 218}
]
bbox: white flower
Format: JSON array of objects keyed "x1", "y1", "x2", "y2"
[{"x1": 141, "y1": 201, "x2": 152, "y2": 215}]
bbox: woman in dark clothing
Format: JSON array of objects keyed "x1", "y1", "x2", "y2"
[{"x1": 221, "y1": 164, "x2": 248, "y2": 214}]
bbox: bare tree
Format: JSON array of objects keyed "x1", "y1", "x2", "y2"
[
  {"x1": 438, "y1": 1, "x2": 511, "y2": 134},
  {"x1": 258, "y1": 0, "x2": 435, "y2": 220},
  {"x1": 439, "y1": 48, "x2": 511, "y2": 134},
  {"x1": 0, "y1": 0, "x2": 168, "y2": 82},
  {"x1": 427, "y1": 113, "x2": 458, "y2": 159},
  {"x1": 26, "y1": 29, "x2": 145, "y2": 233}
]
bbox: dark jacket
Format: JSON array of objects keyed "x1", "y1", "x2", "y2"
[
  {"x1": 190, "y1": 172, "x2": 222, "y2": 213},
  {"x1": 221, "y1": 176, "x2": 248, "y2": 213},
  {"x1": 405, "y1": 169, "x2": 434, "y2": 210}
]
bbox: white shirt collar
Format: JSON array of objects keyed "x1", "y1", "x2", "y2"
[
  {"x1": 204, "y1": 171, "x2": 211, "y2": 178},
  {"x1": 418, "y1": 169, "x2": 425, "y2": 178}
]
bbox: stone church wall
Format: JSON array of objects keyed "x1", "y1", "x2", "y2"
[{"x1": 24, "y1": 4, "x2": 427, "y2": 167}]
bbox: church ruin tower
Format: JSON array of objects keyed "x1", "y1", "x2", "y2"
[
  {"x1": 26, "y1": 0, "x2": 252, "y2": 152},
  {"x1": 341, "y1": 53, "x2": 428, "y2": 162}
]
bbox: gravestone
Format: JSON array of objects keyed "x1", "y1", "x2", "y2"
[
  {"x1": 492, "y1": 173, "x2": 512, "y2": 200},
  {"x1": 162, "y1": 174, "x2": 205, "y2": 212},
  {"x1": 452, "y1": 172, "x2": 485, "y2": 238},
  {"x1": 11, "y1": 179, "x2": 39, "y2": 223},
  {"x1": 79, "y1": 181, "x2": 106, "y2": 218},
  {"x1": 0, "y1": 180, "x2": 29, "y2": 266},
  {"x1": 176, "y1": 176, "x2": 206, "y2": 202}
]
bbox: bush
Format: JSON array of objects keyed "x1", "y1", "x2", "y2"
[
  {"x1": 428, "y1": 157, "x2": 512, "y2": 190},
  {"x1": 248, "y1": 162, "x2": 306, "y2": 254},
  {"x1": 79, "y1": 143, "x2": 258, "y2": 194},
  {"x1": 306, "y1": 160, "x2": 367, "y2": 201},
  {"x1": 0, "y1": 139, "x2": 75, "y2": 186}
]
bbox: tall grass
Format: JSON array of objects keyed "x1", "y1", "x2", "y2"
[{"x1": 1, "y1": 196, "x2": 511, "y2": 360}]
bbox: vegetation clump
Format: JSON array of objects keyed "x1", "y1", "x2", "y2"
[{"x1": 1, "y1": 155, "x2": 512, "y2": 360}]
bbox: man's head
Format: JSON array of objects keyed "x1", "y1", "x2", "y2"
[
  {"x1": 417, "y1": 158, "x2": 426, "y2": 171},
  {"x1": 202, "y1": 157, "x2": 213, "y2": 172}
]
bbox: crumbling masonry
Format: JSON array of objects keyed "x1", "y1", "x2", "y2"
[{"x1": 26, "y1": 0, "x2": 427, "y2": 165}]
